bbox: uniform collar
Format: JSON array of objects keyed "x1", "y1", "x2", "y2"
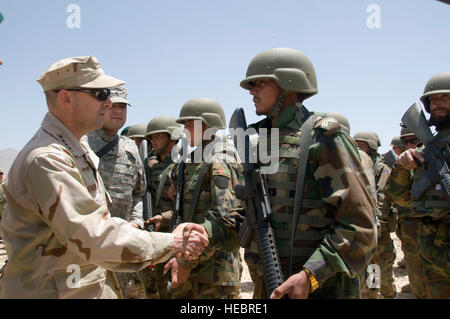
[
  {"x1": 41, "y1": 112, "x2": 86, "y2": 157},
  {"x1": 96, "y1": 128, "x2": 118, "y2": 142}
]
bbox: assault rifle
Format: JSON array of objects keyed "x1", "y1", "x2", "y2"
[
  {"x1": 140, "y1": 139, "x2": 154, "y2": 232},
  {"x1": 229, "y1": 107, "x2": 285, "y2": 297},
  {"x1": 170, "y1": 138, "x2": 188, "y2": 231},
  {"x1": 401, "y1": 102, "x2": 450, "y2": 201}
]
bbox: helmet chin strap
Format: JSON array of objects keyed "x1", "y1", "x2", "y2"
[{"x1": 267, "y1": 90, "x2": 289, "y2": 119}]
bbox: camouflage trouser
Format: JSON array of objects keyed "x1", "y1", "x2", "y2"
[
  {"x1": 141, "y1": 263, "x2": 169, "y2": 299},
  {"x1": 244, "y1": 248, "x2": 266, "y2": 299},
  {"x1": 396, "y1": 216, "x2": 427, "y2": 299},
  {"x1": 373, "y1": 222, "x2": 396, "y2": 298},
  {"x1": 115, "y1": 272, "x2": 146, "y2": 299},
  {"x1": 170, "y1": 280, "x2": 240, "y2": 299},
  {"x1": 417, "y1": 218, "x2": 450, "y2": 299}
]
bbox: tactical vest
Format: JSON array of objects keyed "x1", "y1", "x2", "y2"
[
  {"x1": 87, "y1": 131, "x2": 141, "y2": 221},
  {"x1": 251, "y1": 107, "x2": 335, "y2": 275},
  {"x1": 147, "y1": 155, "x2": 174, "y2": 232},
  {"x1": 410, "y1": 134, "x2": 450, "y2": 219}
]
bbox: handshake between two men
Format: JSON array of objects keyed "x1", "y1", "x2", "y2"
[{"x1": 163, "y1": 222, "x2": 209, "y2": 287}]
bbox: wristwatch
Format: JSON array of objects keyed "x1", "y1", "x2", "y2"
[{"x1": 303, "y1": 267, "x2": 319, "y2": 293}]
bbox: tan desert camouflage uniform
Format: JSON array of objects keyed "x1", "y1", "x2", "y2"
[{"x1": 0, "y1": 113, "x2": 175, "y2": 298}]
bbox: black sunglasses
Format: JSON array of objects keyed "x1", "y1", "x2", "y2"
[
  {"x1": 54, "y1": 88, "x2": 111, "y2": 101},
  {"x1": 402, "y1": 137, "x2": 419, "y2": 145}
]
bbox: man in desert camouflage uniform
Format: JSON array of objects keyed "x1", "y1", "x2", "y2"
[
  {"x1": 87, "y1": 87, "x2": 147, "y2": 298},
  {"x1": 140, "y1": 116, "x2": 183, "y2": 299},
  {"x1": 240, "y1": 48, "x2": 376, "y2": 299},
  {"x1": 164, "y1": 97, "x2": 244, "y2": 299},
  {"x1": 0, "y1": 56, "x2": 208, "y2": 298},
  {"x1": 354, "y1": 132, "x2": 397, "y2": 299},
  {"x1": 385, "y1": 71, "x2": 450, "y2": 298}
]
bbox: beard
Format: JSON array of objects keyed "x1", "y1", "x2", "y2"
[{"x1": 428, "y1": 112, "x2": 450, "y2": 129}]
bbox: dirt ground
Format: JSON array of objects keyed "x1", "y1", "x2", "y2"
[
  {"x1": 239, "y1": 232, "x2": 415, "y2": 299},
  {"x1": 0, "y1": 233, "x2": 415, "y2": 299}
]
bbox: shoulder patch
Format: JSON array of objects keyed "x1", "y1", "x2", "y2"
[
  {"x1": 212, "y1": 168, "x2": 231, "y2": 179},
  {"x1": 314, "y1": 117, "x2": 341, "y2": 137}
]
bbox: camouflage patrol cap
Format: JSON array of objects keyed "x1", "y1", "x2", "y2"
[
  {"x1": 177, "y1": 97, "x2": 226, "y2": 129},
  {"x1": 110, "y1": 86, "x2": 131, "y2": 106},
  {"x1": 240, "y1": 48, "x2": 318, "y2": 99},
  {"x1": 128, "y1": 123, "x2": 147, "y2": 139},
  {"x1": 353, "y1": 132, "x2": 381, "y2": 151},
  {"x1": 420, "y1": 71, "x2": 450, "y2": 113},
  {"x1": 390, "y1": 136, "x2": 404, "y2": 149},
  {"x1": 37, "y1": 56, "x2": 124, "y2": 92},
  {"x1": 146, "y1": 116, "x2": 183, "y2": 139}
]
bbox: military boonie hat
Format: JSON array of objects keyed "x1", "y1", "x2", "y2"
[
  {"x1": 110, "y1": 86, "x2": 131, "y2": 106},
  {"x1": 37, "y1": 56, "x2": 124, "y2": 92}
]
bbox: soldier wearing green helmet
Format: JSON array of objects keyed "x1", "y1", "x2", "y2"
[
  {"x1": 127, "y1": 123, "x2": 147, "y2": 150},
  {"x1": 385, "y1": 71, "x2": 450, "y2": 298},
  {"x1": 354, "y1": 131, "x2": 397, "y2": 299},
  {"x1": 387, "y1": 128, "x2": 426, "y2": 298},
  {"x1": 164, "y1": 97, "x2": 244, "y2": 299},
  {"x1": 240, "y1": 48, "x2": 376, "y2": 299},
  {"x1": 140, "y1": 116, "x2": 183, "y2": 299}
]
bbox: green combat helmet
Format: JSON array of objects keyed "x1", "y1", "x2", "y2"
[
  {"x1": 176, "y1": 97, "x2": 226, "y2": 129},
  {"x1": 326, "y1": 112, "x2": 351, "y2": 135},
  {"x1": 353, "y1": 132, "x2": 381, "y2": 152},
  {"x1": 400, "y1": 127, "x2": 415, "y2": 138},
  {"x1": 420, "y1": 71, "x2": 450, "y2": 113},
  {"x1": 128, "y1": 123, "x2": 147, "y2": 139},
  {"x1": 146, "y1": 116, "x2": 183, "y2": 140},
  {"x1": 390, "y1": 136, "x2": 404, "y2": 149},
  {"x1": 240, "y1": 48, "x2": 318, "y2": 118}
]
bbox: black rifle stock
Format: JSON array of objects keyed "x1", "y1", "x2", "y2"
[
  {"x1": 229, "y1": 108, "x2": 285, "y2": 297},
  {"x1": 401, "y1": 102, "x2": 450, "y2": 201},
  {"x1": 140, "y1": 140, "x2": 154, "y2": 232}
]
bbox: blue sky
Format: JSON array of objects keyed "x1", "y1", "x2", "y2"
[{"x1": 1, "y1": 0, "x2": 449, "y2": 153}]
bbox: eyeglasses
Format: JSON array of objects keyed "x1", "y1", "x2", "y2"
[{"x1": 54, "y1": 88, "x2": 111, "y2": 101}]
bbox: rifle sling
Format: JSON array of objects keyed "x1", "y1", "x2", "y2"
[
  {"x1": 288, "y1": 114, "x2": 318, "y2": 277},
  {"x1": 95, "y1": 136, "x2": 119, "y2": 158},
  {"x1": 185, "y1": 162, "x2": 209, "y2": 223},
  {"x1": 155, "y1": 165, "x2": 171, "y2": 209}
]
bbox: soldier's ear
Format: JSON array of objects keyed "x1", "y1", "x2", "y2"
[{"x1": 57, "y1": 89, "x2": 74, "y2": 110}]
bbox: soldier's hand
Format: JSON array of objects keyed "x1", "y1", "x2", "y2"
[
  {"x1": 172, "y1": 223, "x2": 209, "y2": 260},
  {"x1": 146, "y1": 215, "x2": 163, "y2": 231},
  {"x1": 163, "y1": 257, "x2": 191, "y2": 288},
  {"x1": 270, "y1": 271, "x2": 310, "y2": 299},
  {"x1": 396, "y1": 149, "x2": 424, "y2": 170},
  {"x1": 168, "y1": 183, "x2": 176, "y2": 201}
]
